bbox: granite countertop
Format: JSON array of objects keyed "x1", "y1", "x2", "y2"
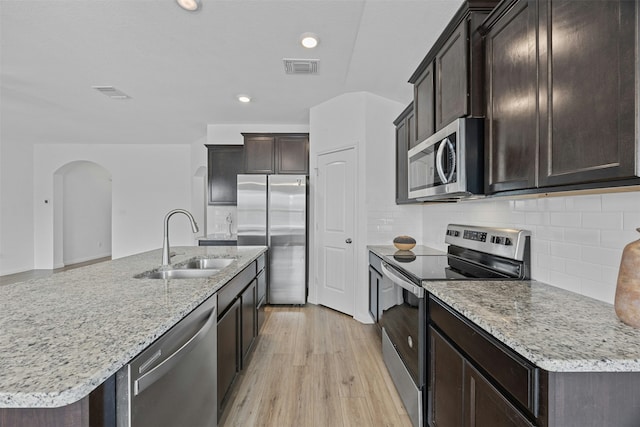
[
  {"x1": 368, "y1": 244, "x2": 446, "y2": 258},
  {"x1": 0, "y1": 245, "x2": 266, "y2": 408},
  {"x1": 424, "y1": 280, "x2": 640, "y2": 373}
]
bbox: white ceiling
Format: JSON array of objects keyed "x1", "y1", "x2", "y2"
[{"x1": 0, "y1": 0, "x2": 462, "y2": 146}]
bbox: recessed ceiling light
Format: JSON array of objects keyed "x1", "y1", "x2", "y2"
[
  {"x1": 300, "y1": 33, "x2": 319, "y2": 49},
  {"x1": 237, "y1": 95, "x2": 251, "y2": 103},
  {"x1": 176, "y1": 0, "x2": 201, "y2": 12}
]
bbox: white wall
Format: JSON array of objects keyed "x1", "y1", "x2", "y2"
[
  {"x1": 33, "y1": 144, "x2": 193, "y2": 269},
  {"x1": 60, "y1": 161, "x2": 112, "y2": 265},
  {"x1": 0, "y1": 140, "x2": 35, "y2": 275},
  {"x1": 310, "y1": 92, "x2": 424, "y2": 323},
  {"x1": 419, "y1": 189, "x2": 640, "y2": 303}
]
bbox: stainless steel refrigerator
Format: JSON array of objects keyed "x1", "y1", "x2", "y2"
[{"x1": 237, "y1": 174, "x2": 307, "y2": 304}]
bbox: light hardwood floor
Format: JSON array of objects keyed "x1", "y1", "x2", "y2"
[{"x1": 219, "y1": 304, "x2": 413, "y2": 427}]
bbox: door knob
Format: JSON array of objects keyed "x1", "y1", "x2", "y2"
[{"x1": 345, "y1": 238, "x2": 352, "y2": 244}]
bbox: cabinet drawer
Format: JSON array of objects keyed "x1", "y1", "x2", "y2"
[
  {"x1": 218, "y1": 261, "x2": 256, "y2": 316},
  {"x1": 428, "y1": 296, "x2": 537, "y2": 416}
]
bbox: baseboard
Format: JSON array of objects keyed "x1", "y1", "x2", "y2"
[{"x1": 63, "y1": 252, "x2": 112, "y2": 266}]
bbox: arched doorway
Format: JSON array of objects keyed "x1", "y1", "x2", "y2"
[{"x1": 53, "y1": 161, "x2": 112, "y2": 268}]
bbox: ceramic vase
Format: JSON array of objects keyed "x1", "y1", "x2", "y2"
[{"x1": 614, "y1": 228, "x2": 640, "y2": 328}]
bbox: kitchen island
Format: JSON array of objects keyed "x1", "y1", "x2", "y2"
[{"x1": 0, "y1": 246, "x2": 265, "y2": 422}]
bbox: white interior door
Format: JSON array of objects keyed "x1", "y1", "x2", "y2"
[{"x1": 316, "y1": 147, "x2": 355, "y2": 316}]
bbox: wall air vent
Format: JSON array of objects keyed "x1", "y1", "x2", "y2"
[
  {"x1": 283, "y1": 58, "x2": 319, "y2": 75},
  {"x1": 92, "y1": 86, "x2": 131, "y2": 99}
]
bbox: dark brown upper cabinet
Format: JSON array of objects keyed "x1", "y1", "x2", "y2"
[
  {"x1": 483, "y1": 0, "x2": 537, "y2": 193},
  {"x1": 482, "y1": 0, "x2": 639, "y2": 195},
  {"x1": 409, "y1": 0, "x2": 499, "y2": 143},
  {"x1": 206, "y1": 145, "x2": 244, "y2": 205},
  {"x1": 242, "y1": 133, "x2": 309, "y2": 175},
  {"x1": 538, "y1": 0, "x2": 637, "y2": 188},
  {"x1": 394, "y1": 103, "x2": 417, "y2": 204}
]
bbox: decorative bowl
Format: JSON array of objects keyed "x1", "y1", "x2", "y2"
[{"x1": 393, "y1": 235, "x2": 416, "y2": 251}]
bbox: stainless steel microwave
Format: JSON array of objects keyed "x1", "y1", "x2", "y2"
[{"x1": 407, "y1": 117, "x2": 484, "y2": 201}]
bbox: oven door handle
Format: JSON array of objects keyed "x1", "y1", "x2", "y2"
[{"x1": 381, "y1": 262, "x2": 424, "y2": 298}]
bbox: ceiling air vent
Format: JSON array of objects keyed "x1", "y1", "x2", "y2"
[
  {"x1": 92, "y1": 86, "x2": 131, "y2": 99},
  {"x1": 283, "y1": 58, "x2": 319, "y2": 75}
]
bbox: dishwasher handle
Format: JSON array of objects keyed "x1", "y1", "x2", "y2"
[
  {"x1": 134, "y1": 304, "x2": 217, "y2": 396},
  {"x1": 381, "y1": 261, "x2": 424, "y2": 298}
]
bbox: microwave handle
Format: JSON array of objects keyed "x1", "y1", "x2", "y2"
[{"x1": 435, "y1": 137, "x2": 456, "y2": 184}]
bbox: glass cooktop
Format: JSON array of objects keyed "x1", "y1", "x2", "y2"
[{"x1": 382, "y1": 251, "x2": 452, "y2": 284}]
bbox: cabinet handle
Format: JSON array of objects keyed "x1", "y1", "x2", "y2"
[{"x1": 345, "y1": 238, "x2": 352, "y2": 244}]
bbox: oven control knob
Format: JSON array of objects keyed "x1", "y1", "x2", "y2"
[{"x1": 407, "y1": 336, "x2": 413, "y2": 348}]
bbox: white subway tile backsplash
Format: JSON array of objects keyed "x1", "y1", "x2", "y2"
[
  {"x1": 419, "y1": 189, "x2": 640, "y2": 304},
  {"x1": 537, "y1": 252, "x2": 565, "y2": 272},
  {"x1": 602, "y1": 191, "x2": 640, "y2": 211},
  {"x1": 581, "y1": 277, "x2": 616, "y2": 302},
  {"x1": 581, "y1": 246, "x2": 622, "y2": 267},
  {"x1": 582, "y1": 212, "x2": 623, "y2": 230},
  {"x1": 622, "y1": 212, "x2": 640, "y2": 230},
  {"x1": 563, "y1": 228, "x2": 600, "y2": 245},
  {"x1": 565, "y1": 195, "x2": 602, "y2": 211},
  {"x1": 550, "y1": 211, "x2": 582, "y2": 227},
  {"x1": 548, "y1": 270, "x2": 582, "y2": 294},
  {"x1": 565, "y1": 259, "x2": 603, "y2": 280},
  {"x1": 537, "y1": 196, "x2": 566, "y2": 211},
  {"x1": 525, "y1": 212, "x2": 550, "y2": 225},
  {"x1": 535, "y1": 225, "x2": 564, "y2": 241}
]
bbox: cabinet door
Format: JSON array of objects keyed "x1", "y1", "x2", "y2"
[
  {"x1": 217, "y1": 299, "x2": 240, "y2": 416},
  {"x1": 484, "y1": 0, "x2": 537, "y2": 193},
  {"x1": 436, "y1": 21, "x2": 468, "y2": 131},
  {"x1": 368, "y1": 266, "x2": 381, "y2": 323},
  {"x1": 241, "y1": 280, "x2": 257, "y2": 366},
  {"x1": 395, "y1": 114, "x2": 410, "y2": 204},
  {"x1": 243, "y1": 135, "x2": 275, "y2": 174},
  {"x1": 538, "y1": 0, "x2": 637, "y2": 187},
  {"x1": 207, "y1": 145, "x2": 244, "y2": 205},
  {"x1": 464, "y1": 362, "x2": 534, "y2": 427},
  {"x1": 414, "y1": 61, "x2": 435, "y2": 143},
  {"x1": 429, "y1": 326, "x2": 464, "y2": 427},
  {"x1": 276, "y1": 135, "x2": 309, "y2": 174}
]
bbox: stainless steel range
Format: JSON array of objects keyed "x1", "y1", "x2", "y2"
[{"x1": 378, "y1": 224, "x2": 531, "y2": 427}]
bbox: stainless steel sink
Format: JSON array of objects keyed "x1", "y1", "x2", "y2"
[
  {"x1": 137, "y1": 269, "x2": 221, "y2": 280},
  {"x1": 181, "y1": 258, "x2": 235, "y2": 270},
  {"x1": 135, "y1": 257, "x2": 235, "y2": 279}
]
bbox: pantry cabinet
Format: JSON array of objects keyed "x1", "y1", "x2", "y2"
[{"x1": 482, "y1": 0, "x2": 639, "y2": 194}]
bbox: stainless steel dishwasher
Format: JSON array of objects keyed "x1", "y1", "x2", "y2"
[{"x1": 117, "y1": 295, "x2": 217, "y2": 427}]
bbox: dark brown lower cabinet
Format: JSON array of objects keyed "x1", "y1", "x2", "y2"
[
  {"x1": 217, "y1": 298, "x2": 240, "y2": 417},
  {"x1": 241, "y1": 279, "x2": 257, "y2": 367},
  {"x1": 429, "y1": 295, "x2": 640, "y2": 427},
  {"x1": 429, "y1": 326, "x2": 464, "y2": 427},
  {"x1": 429, "y1": 326, "x2": 534, "y2": 427},
  {"x1": 464, "y1": 362, "x2": 534, "y2": 427}
]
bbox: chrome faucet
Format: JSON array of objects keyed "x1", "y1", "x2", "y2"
[{"x1": 162, "y1": 209, "x2": 199, "y2": 266}]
